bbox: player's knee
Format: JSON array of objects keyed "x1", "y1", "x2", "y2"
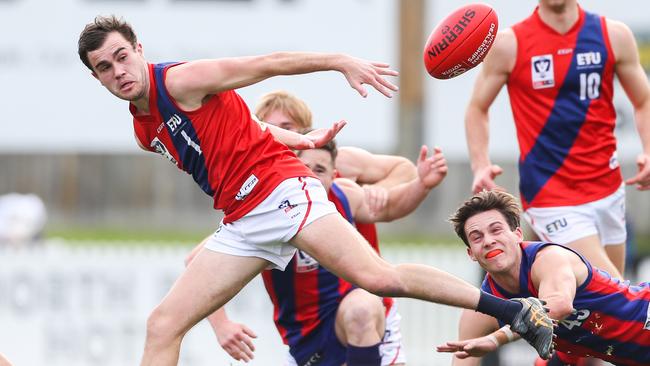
[
  {"x1": 341, "y1": 300, "x2": 383, "y2": 335},
  {"x1": 145, "y1": 306, "x2": 186, "y2": 343}
]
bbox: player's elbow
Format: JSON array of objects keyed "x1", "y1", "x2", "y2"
[
  {"x1": 353, "y1": 267, "x2": 406, "y2": 298},
  {"x1": 547, "y1": 299, "x2": 574, "y2": 321}
]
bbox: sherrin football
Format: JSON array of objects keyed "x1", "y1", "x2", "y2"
[{"x1": 423, "y1": 3, "x2": 499, "y2": 79}]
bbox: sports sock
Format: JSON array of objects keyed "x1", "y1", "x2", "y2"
[
  {"x1": 346, "y1": 343, "x2": 382, "y2": 366},
  {"x1": 476, "y1": 291, "x2": 523, "y2": 325}
]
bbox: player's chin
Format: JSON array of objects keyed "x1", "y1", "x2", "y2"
[{"x1": 115, "y1": 88, "x2": 143, "y2": 102}]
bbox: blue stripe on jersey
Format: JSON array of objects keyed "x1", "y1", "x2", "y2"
[
  {"x1": 270, "y1": 265, "x2": 301, "y2": 347},
  {"x1": 556, "y1": 325, "x2": 650, "y2": 362},
  {"x1": 330, "y1": 182, "x2": 355, "y2": 225},
  {"x1": 519, "y1": 12, "x2": 608, "y2": 204},
  {"x1": 485, "y1": 241, "x2": 650, "y2": 360},
  {"x1": 153, "y1": 63, "x2": 215, "y2": 196},
  {"x1": 269, "y1": 184, "x2": 357, "y2": 348}
]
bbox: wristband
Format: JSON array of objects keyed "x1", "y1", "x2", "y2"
[
  {"x1": 501, "y1": 327, "x2": 515, "y2": 342},
  {"x1": 486, "y1": 334, "x2": 499, "y2": 346}
]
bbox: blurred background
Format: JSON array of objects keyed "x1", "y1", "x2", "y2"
[{"x1": 0, "y1": 0, "x2": 649, "y2": 365}]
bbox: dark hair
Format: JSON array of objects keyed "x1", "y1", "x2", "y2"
[
  {"x1": 296, "y1": 128, "x2": 337, "y2": 163},
  {"x1": 449, "y1": 190, "x2": 521, "y2": 247},
  {"x1": 78, "y1": 15, "x2": 137, "y2": 71}
]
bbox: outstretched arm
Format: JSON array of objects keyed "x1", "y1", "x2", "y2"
[
  {"x1": 165, "y1": 52, "x2": 398, "y2": 109},
  {"x1": 259, "y1": 116, "x2": 346, "y2": 150},
  {"x1": 465, "y1": 29, "x2": 516, "y2": 193},
  {"x1": 335, "y1": 146, "x2": 417, "y2": 214},
  {"x1": 531, "y1": 245, "x2": 584, "y2": 321},
  {"x1": 609, "y1": 20, "x2": 650, "y2": 191},
  {"x1": 436, "y1": 309, "x2": 500, "y2": 365},
  {"x1": 335, "y1": 146, "x2": 418, "y2": 187},
  {"x1": 349, "y1": 145, "x2": 447, "y2": 223}
]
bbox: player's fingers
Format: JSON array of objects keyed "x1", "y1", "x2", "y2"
[
  {"x1": 242, "y1": 326, "x2": 258, "y2": 339},
  {"x1": 418, "y1": 145, "x2": 429, "y2": 163},
  {"x1": 375, "y1": 74, "x2": 399, "y2": 92},
  {"x1": 351, "y1": 81, "x2": 369, "y2": 98},
  {"x1": 240, "y1": 344, "x2": 254, "y2": 360},
  {"x1": 226, "y1": 347, "x2": 242, "y2": 360},
  {"x1": 333, "y1": 119, "x2": 347, "y2": 134},
  {"x1": 625, "y1": 174, "x2": 641, "y2": 185},
  {"x1": 455, "y1": 351, "x2": 470, "y2": 359},
  {"x1": 238, "y1": 336, "x2": 255, "y2": 353},
  {"x1": 435, "y1": 345, "x2": 456, "y2": 353},
  {"x1": 371, "y1": 61, "x2": 390, "y2": 68},
  {"x1": 369, "y1": 78, "x2": 394, "y2": 98},
  {"x1": 239, "y1": 350, "x2": 252, "y2": 363},
  {"x1": 432, "y1": 156, "x2": 447, "y2": 168},
  {"x1": 491, "y1": 164, "x2": 503, "y2": 177}
]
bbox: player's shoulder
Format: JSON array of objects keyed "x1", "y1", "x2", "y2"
[
  {"x1": 333, "y1": 177, "x2": 362, "y2": 192},
  {"x1": 534, "y1": 243, "x2": 578, "y2": 264},
  {"x1": 493, "y1": 28, "x2": 516, "y2": 54},
  {"x1": 482, "y1": 28, "x2": 517, "y2": 70},
  {"x1": 604, "y1": 18, "x2": 635, "y2": 44},
  {"x1": 337, "y1": 146, "x2": 371, "y2": 162},
  {"x1": 333, "y1": 177, "x2": 364, "y2": 204},
  {"x1": 603, "y1": 18, "x2": 637, "y2": 61}
]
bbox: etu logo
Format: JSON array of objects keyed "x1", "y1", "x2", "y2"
[{"x1": 576, "y1": 52, "x2": 601, "y2": 66}]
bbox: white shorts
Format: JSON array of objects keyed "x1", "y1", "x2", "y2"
[
  {"x1": 379, "y1": 302, "x2": 407, "y2": 365},
  {"x1": 204, "y1": 177, "x2": 337, "y2": 270},
  {"x1": 284, "y1": 302, "x2": 407, "y2": 366},
  {"x1": 523, "y1": 184, "x2": 626, "y2": 247}
]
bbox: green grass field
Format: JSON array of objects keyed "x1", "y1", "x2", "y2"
[{"x1": 45, "y1": 226, "x2": 650, "y2": 257}]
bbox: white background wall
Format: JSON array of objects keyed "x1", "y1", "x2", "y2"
[{"x1": 1, "y1": 0, "x2": 648, "y2": 159}]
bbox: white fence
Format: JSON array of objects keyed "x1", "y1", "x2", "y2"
[{"x1": 2, "y1": 242, "x2": 644, "y2": 365}]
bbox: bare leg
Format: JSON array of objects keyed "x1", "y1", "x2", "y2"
[
  {"x1": 291, "y1": 214, "x2": 481, "y2": 309},
  {"x1": 0, "y1": 353, "x2": 13, "y2": 366},
  {"x1": 335, "y1": 289, "x2": 385, "y2": 346},
  {"x1": 604, "y1": 243, "x2": 625, "y2": 276},
  {"x1": 564, "y1": 235, "x2": 623, "y2": 278},
  {"x1": 140, "y1": 249, "x2": 269, "y2": 366}
]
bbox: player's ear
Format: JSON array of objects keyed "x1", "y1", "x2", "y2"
[
  {"x1": 467, "y1": 247, "x2": 478, "y2": 262},
  {"x1": 514, "y1": 227, "x2": 524, "y2": 242},
  {"x1": 136, "y1": 42, "x2": 144, "y2": 56},
  {"x1": 91, "y1": 71, "x2": 98, "y2": 80}
]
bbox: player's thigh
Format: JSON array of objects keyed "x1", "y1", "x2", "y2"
[
  {"x1": 290, "y1": 213, "x2": 391, "y2": 285},
  {"x1": 604, "y1": 243, "x2": 625, "y2": 275},
  {"x1": 154, "y1": 248, "x2": 269, "y2": 330},
  {"x1": 523, "y1": 206, "x2": 597, "y2": 244},
  {"x1": 335, "y1": 288, "x2": 385, "y2": 345}
]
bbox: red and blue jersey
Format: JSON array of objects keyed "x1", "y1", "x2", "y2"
[
  {"x1": 482, "y1": 241, "x2": 650, "y2": 365},
  {"x1": 131, "y1": 63, "x2": 313, "y2": 223},
  {"x1": 262, "y1": 181, "x2": 394, "y2": 350},
  {"x1": 508, "y1": 7, "x2": 621, "y2": 209},
  {"x1": 262, "y1": 182, "x2": 356, "y2": 348}
]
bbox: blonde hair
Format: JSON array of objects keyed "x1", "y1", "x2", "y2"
[{"x1": 254, "y1": 90, "x2": 313, "y2": 129}]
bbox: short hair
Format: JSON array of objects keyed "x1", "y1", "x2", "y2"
[
  {"x1": 78, "y1": 15, "x2": 137, "y2": 71},
  {"x1": 449, "y1": 190, "x2": 521, "y2": 247},
  {"x1": 254, "y1": 91, "x2": 313, "y2": 129},
  {"x1": 296, "y1": 129, "x2": 337, "y2": 164}
]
